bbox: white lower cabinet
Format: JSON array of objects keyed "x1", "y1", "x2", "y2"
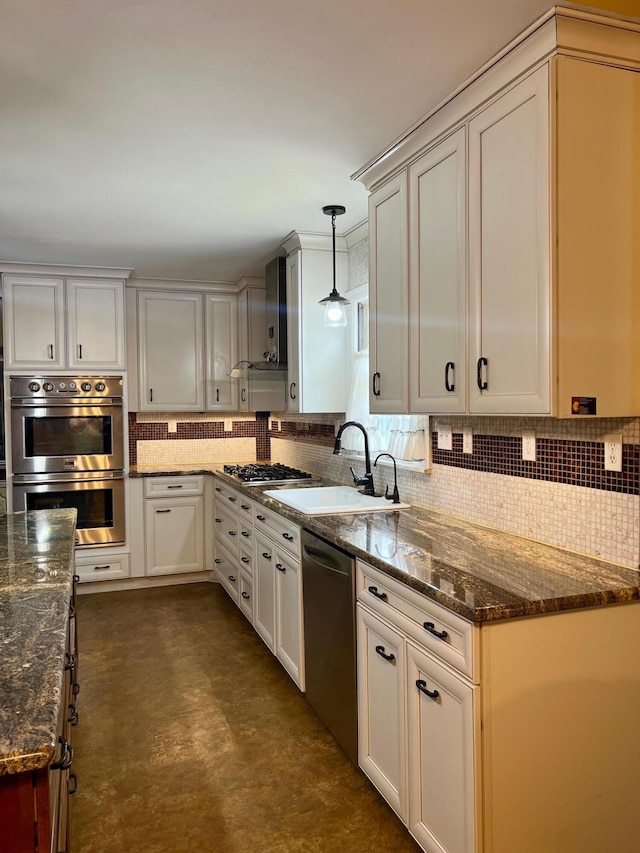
[
  {"x1": 357, "y1": 561, "x2": 478, "y2": 853},
  {"x1": 145, "y1": 476, "x2": 205, "y2": 576},
  {"x1": 75, "y1": 552, "x2": 131, "y2": 583},
  {"x1": 406, "y1": 641, "x2": 476, "y2": 853},
  {"x1": 357, "y1": 605, "x2": 407, "y2": 821},
  {"x1": 213, "y1": 477, "x2": 304, "y2": 689}
]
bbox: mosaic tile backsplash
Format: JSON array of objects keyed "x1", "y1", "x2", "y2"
[{"x1": 130, "y1": 409, "x2": 639, "y2": 567}]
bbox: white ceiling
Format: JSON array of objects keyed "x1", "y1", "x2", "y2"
[{"x1": 1, "y1": 0, "x2": 560, "y2": 283}]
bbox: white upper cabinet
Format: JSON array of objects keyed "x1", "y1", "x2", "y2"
[
  {"x1": 356, "y1": 9, "x2": 640, "y2": 417},
  {"x1": 205, "y1": 294, "x2": 237, "y2": 410},
  {"x1": 67, "y1": 279, "x2": 126, "y2": 370},
  {"x1": 409, "y1": 128, "x2": 467, "y2": 414},
  {"x1": 3, "y1": 274, "x2": 125, "y2": 371},
  {"x1": 369, "y1": 175, "x2": 409, "y2": 414},
  {"x1": 283, "y1": 235, "x2": 347, "y2": 413},
  {"x1": 138, "y1": 291, "x2": 204, "y2": 411},
  {"x1": 468, "y1": 66, "x2": 550, "y2": 415}
]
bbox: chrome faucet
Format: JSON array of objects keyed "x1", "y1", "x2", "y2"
[{"x1": 333, "y1": 421, "x2": 376, "y2": 496}]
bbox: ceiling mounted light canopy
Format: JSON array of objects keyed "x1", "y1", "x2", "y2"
[{"x1": 318, "y1": 204, "x2": 349, "y2": 327}]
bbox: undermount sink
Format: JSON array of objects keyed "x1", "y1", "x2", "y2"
[{"x1": 262, "y1": 485, "x2": 411, "y2": 516}]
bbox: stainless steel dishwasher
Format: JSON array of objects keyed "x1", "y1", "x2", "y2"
[{"x1": 301, "y1": 529, "x2": 357, "y2": 764}]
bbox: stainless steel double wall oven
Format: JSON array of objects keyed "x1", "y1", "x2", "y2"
[{"x1": 11, "y1": 376, "x2": 125, "y2": 546}]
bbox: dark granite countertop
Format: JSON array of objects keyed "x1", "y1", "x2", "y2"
[
  {"x1": 0, "y1": 509, "x2": 77, "y2": 776},
  {"x1": 130, "y1": 464, "x2": 640, "y2": 624}
]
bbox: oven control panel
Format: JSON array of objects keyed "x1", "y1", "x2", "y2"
[{"x1": 10, "y1": 376, "x2": 123, "y2": 399}]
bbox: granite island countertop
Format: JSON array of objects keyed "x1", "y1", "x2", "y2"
[
  {"x1": 0, "y1": 509, "x2": 77, "y2": 776},
  {"x1": 130, "y1": 463, "x2": 640, "y2": 623}
]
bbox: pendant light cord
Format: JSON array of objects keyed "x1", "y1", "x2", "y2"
[{"x1": 331, "y1": 210, "x2": 337, "y2": 297}]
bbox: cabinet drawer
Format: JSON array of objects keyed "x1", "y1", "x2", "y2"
[
  {"x1": 357, "y1": 561, "x2": 477, "y2": 682},
  {"x1": 239, "y1": 571, "x2": 254, "y2": 622},
  {"x1": 214, "y1": 503, "x2": 239, "y2": 556},
  {"x1": 213, "y1": 479, "x2": 250, "y2": 512},
  {"x1": 75, "y1": 553, "x2": 130, "y2": 583},
  {"x1": 239, "y1": 546, "x2": 254, "y2": 577},
  {"x1": 215, "y1": 543, "x2": 239, "y2": 602},
  {"x1": 253, "y1": 505, "x2": 300, "y2": 556},
  {"x1": 144, "y1": 475, "x2": 204, "y2": 498}
]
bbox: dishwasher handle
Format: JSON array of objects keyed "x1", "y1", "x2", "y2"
[{"x1": 303, "y1": 543, "x2": 351, "y2": 579}]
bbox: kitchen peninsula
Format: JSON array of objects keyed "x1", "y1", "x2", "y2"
[{"x1": 0, "y1": 509, "x2": 78, "y2": 853}]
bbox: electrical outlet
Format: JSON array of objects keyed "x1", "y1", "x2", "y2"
[
  {"x1": 522, "y1": 430, "x2": 536, "y2": 461},
  {"x1": 462, "y1": 426, "x2": 473, "y2": 454},
  {"x1": 224, "y1": 419, "x2": 233, "y2": 433},
  {"x1": 437, "y1": 423, "x2": 453, "y2": 451},
  {"x1": 167, "y1": 418, "x2": 177, "y2": 434},
  {"x1": 604, "y1": 434, "x2": 623, "y2": 472}
]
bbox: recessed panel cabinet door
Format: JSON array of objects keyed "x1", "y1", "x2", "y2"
[
  {"x1": 468, "y1": 65, "x2": 550, "y2": 414},
  {"x1": 407, "y1": 641, "x2": 477, "y2": 853},
  {"x1": 409, "y1": 127, "x2": 467, "y2": 414},
  {"x1": 206, "y1": 294, "x2": 237, "y2": 410},
  {"x1": 275, "y1": 548, "x2": 303, "y2": 689},
  {"x1": 369, "y1": 174, "x2": 409, "y2": 414},
  {"x1": 67, "y1": 279, "x2": 125, "y2": 369},
  {"x1": 145, "y1": 497, "x2": 204, "y2": 576},
  {"x1": 3, "y1": 275, "x2": 65, "y2": 368},
  {"x1": 254, "y1": 532, "x2": 276, "y2": 652},
  {"x1": 138, "y1": 291, "x2": 204, "y2": 411}
]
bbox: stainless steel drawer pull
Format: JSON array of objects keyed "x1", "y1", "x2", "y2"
[
  {"x1": 275, "y1": 563, "x2": 285, "y2": 572},
  {"x1": 375, "y1": 645, "x2": 395, "y2": 663},
  {"x1": 242, "y1": 591, "x2": 250, "y2": 600},
  {"x1": 423, "y1": 622, "x2": 448, "y2": 640},
  {"x1": 368, "y1": 585, "x2": 388, "y2": 601},
  {"x1": 416, "y1": 679, "x2": 440, "y2": 700},
  {"x1": 93, "y1": 564, "x2": 112, "y2": 571}
]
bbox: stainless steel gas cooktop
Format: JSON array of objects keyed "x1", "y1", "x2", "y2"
[{"x1": 222, "y1": 463, "x2": 318, "y2": 486}]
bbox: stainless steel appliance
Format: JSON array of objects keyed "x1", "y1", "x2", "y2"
[
  {"x1": 264, "y1": 256, "x2": 287, "y2": 365},
  {"x1": 301, "y1": 529, "x2": 357, "y2": 764},
  {"x1": 222, "y1": 462, "x2": 317, "y2": 486},
  {"x1": 10, "y1": 376, "x2": 125, "y2": 546}
]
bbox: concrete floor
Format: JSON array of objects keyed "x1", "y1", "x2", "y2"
[{"x1": 71, "y1": 583, "x2": 421, "y2": 853}]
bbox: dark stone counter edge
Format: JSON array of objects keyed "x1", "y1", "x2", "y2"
[{"x1": 130, "y1": 466, "x2": 640, "y2": 624}]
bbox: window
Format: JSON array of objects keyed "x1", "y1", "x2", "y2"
[{"x1": 343, "y1": 284, "x2": 428, "y2": 465}]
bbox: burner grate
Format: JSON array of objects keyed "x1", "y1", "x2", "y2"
[{"x1": 223, "y1": 463, "x2": 316, "y2": 485}]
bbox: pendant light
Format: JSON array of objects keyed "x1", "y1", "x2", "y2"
[{"x1": 318, "y1": 204, "x2": 349, "y2": 327}]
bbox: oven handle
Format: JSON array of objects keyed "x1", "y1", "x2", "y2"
[
  {"x1": 12, "y1": 470, "x2": 125, "y2": 485},
  {"x1": 11, "y1": 397, "x2": 123, "y2": 406}
]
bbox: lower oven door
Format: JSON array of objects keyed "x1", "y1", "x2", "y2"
[{"x1": 12, "y1": 473, "x2": 125, "y2": 547}]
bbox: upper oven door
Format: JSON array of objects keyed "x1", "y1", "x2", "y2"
[{"x1": 10, "y1": 403, "x2": 124, "y2": 475}]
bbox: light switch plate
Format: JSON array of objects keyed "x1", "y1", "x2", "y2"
[
  {"x1": 224, "y1": 419, "x2": 233, "y2": 433},
  {"x1": 462, "y1": 426, "x2": 473, "y2": 454},
  {"x1": 167, "y1": 418, "x2": 177, "y2": 434},
  {"x1": 437, "y1": 423, "x2": 453, "y2": 451},
  {"x1": 522, "y1": 430, "x2": 536, "y2": 461}
]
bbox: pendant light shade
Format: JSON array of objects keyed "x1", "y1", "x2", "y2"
[{"x1": 319, "y1": 204, "x2": 349, "y2": 327}]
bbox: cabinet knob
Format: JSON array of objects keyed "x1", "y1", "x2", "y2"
[{"x1": 416, "y1": 679, "x2": 440, "y2": 700}]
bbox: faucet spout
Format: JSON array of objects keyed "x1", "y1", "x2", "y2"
[{"x1": 334, "y1": 421, "x2": 376, "y2": 496}]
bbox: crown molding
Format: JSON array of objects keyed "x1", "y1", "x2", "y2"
[
  {"x1": 126, "y1": 276, "x2": 236, "y2": 293},
  {"x1": 344, "y1": 220, "x2": 368, "y2": 248},
  {"x1": 0, "y1": 262, "x2": 134, "y2": 278},
  {"x1": 280, "y1": 230, "x2": 348, "y2": 255}
]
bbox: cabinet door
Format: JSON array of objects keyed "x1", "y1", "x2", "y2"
[
  {"x1": 285, "y1": 253, "x2": 300, "y2": 412},
  {"x1": 357, "y1": 604, "x2": 407, "y2": 821},
  {"x1": 468, "y1": 66, "x2": 550, "y2": 414},
  {"x1": 3, "y1": 275, "x2": 65, "y2": 368},
  {"x1": 138, "y1": 291, "x2": 204, "y2": 411},
  {"x1": 145, "y1": 496, "x2": 205, "y2": 575},
  {"x1": 275, "y1": 548, "x2": 304, "y2": 689},
  {"x1": 67, "y1": 279, "x2": 126, "y2": 369},
  {"x1": 237, "y1": 289, "x2": 251, "y2": 411},
  {"x1": 254, "y1": 532, "x2": 276, "y2": 652},
  {"x1": 407, "y1": 641, "x2": 477, "y2": 853},
  {"x1": 369, "y1": 174, "x2": 409, "y2": 413},
  {"x1": 206, "y1": 294, "x2": 237, "y2": 410},
  {"x1": 409, "y1": 128, "x2": 467, "y2": 414}
]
